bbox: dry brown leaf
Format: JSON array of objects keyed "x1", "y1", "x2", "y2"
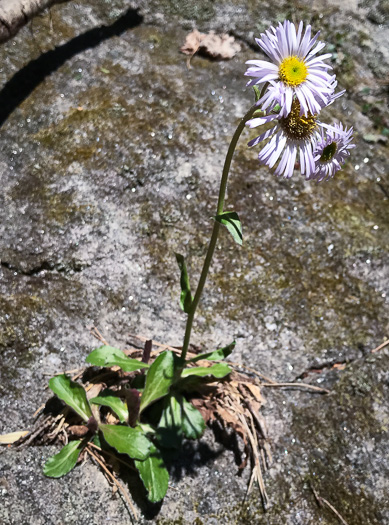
[
  {"x1": 247, "y1": 399, "x2": 262, "y2": 417},
  {"x1": 106, "y1": 412, "x2": 119, "y2": 425},
  {"x1": 200, "y1": 31, "x2": 241, "y2": 59},
  {"x1": 243, "y1": 383, "x2": 263, "y2": 402},
  {"x1": 67, "y1": 425, "x2": 89, "y2": 438},
  {"x1": 231, "y1": 371, "x2": 256, "y2": 384},
  {"x1": 216, "y1": 406, "x2": 240, "y2": 427},
  {"x1": 216, "y1": 407, "x2": 247, "y2": 444},
  {"x1": 181, "y1": 30, "x2": 241, "y2": 61},
  {"x1": 0, "y1": 430, "x2": 29, "y2": 444},
  {"x1": 180, "y1": 29, "x2": 206, "y2": 55},
  {"x1": 86, "y1": 383, "x2": 104, "y2": 399},
  {"x1": 191, "y1": 398, "x2": 214, "y2": 423}
]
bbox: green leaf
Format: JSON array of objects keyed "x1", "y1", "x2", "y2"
[
  {"x1": 135, "y1": 445, "x2": 169, "y2": 502},
  {"x1": 99, "y1": 424, "x2": 151, "y2": 460},
  {"x1": 93, "y1": 433, "x2": 102, "y2": 448},
  {"x1": 138, "y1": 423, "x2": 156, "y2": 436},
  {"x1": 86, "y1": 345, "x2": 149, "y2": 372},
  {"x1": 160, "y1": 394, "x2": 182, "y2": 429},
  {"x1": 158, "y1": 394, "x2": 205, "y2": 446},
  {"x1": 158, "y1": 394, "x2": 183, "y2": 448},
  {"x1": 214, "y1": 212, "x2": 242, "y2": 246},
  {"x1": 180, "y1": 397, "x2": 205, "y2": 439},
  {"x1": 140, "y1": 351, "x2": 175, "y2": 413},
  {"x1": 43, "y1": 440, "x2": 82, "y2": 478},
  {"x1": 181, "y1": 363, "x2": 232, "y2": 379},
  {"x1": 90, "y1": 392, "x2": 129, "y2": 423},
  {"x1": 253, "y1": 85, "x2": 262, "y2": 102},
  {"x1": 49, "y1": 375, "x2": 92, "y2": 422},
  {"x1": 188, "y1": 341, "x2": 236, "y2": 363},
  {"x1": 175, "y1": 253, "x2": 192, "y2": 313}
]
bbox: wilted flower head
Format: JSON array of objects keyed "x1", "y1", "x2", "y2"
[
  {"x1": 311, "y1": 123, "x2": 355, "y2": 181},
  {"x1": 245, "y1": 20, "x2": 337, "y2": 117}
]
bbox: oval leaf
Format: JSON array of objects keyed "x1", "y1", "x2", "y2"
[
  {"x1": 86, "y1": 345, "x2": 149, "y2": 372},
  {"x1": 135, "y1": 445, "x2": 169, "y2": 502},
  {"x1": 90, "y1": 392, "x2": 129, "y2": 423},
  {"x1": 43, "y1": 440, "x2": 82, "y2": 478},
  {"x1": 99, "y1": 424, "x2": 151, "y2": 460},
  {"x1": 181, "y1": 397, "x2": 205, "y2": 439},
  {"x1": 181, "y1": 363, "x2": 231, "y2": 379},
  {"x1": 49, "y1": 375, "x2": 92, "y2": 422},
  {"x1": 188, "y1": 341, "x2": 236, "y2": 363},
  {"x1": 175, "y1": 253, "x2": 192, "y2": 314},
  {"x1": 158, "y1": 393, "x2": 205, "y2": 444},
  {"x1": 158, "y1": 394, "x2": 183, "y2": 448},
  {"x1": 140, "y1": 351, "x2": 175, "y2": 413},
  {"x1": 214, "y1": 211, "x2": 242, "y2": 245},
  {"x1": 160, "y1": 394, "x2": 182, "y2": 430}
]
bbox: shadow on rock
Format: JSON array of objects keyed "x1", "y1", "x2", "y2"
[
  {"x1": 163, "y1": 438, "x2": 223, "y2": 481},
  {"x1": 0, "y1": 7, "x2": 143, "y2": 127},
  {"x1": 122, "y1": 438, "x2": 223, "y2": 520}
]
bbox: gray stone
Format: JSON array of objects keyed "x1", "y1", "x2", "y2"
[{"x1": 0, "y1": 0, "x2": 388, "y2": 523}]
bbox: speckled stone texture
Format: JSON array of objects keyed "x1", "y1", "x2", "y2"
[{"x1": 0, "y1": 1, "x2": 388, "y2": 523}]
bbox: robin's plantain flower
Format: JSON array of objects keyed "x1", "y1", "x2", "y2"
[
  {"x1": 247, "y1": 99, "x2": 320, "y2": 179},
  {"x1": 245, "y1": 20, "x2": 337, "y2": 117},
  {"x1": 311, "y1": 123, "x2": 355, "y2": 181}
]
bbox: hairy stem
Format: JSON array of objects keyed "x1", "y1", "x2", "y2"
[{"x1": 180, "y1": 103, "x2": 258, "y2": 360}]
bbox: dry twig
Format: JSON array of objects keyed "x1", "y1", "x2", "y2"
[
  {"x1": 86, "y1": 447, "x2": 138, "y2": 521},
  {"x1": 261, "y1": 382, "x2": 330, "y2": 394},
  {"x1": 371, "y1": 339, "x2": 389, "y2": 354},
  {"x1": 312, "y1": 485, "x2": 350, "y2": 525},
  {"x1": 228, "y1": 361, "x2": 277, "y2": 384},
  {"x1": 90, "y1": 326, "x2": 109, "y2": 346}
]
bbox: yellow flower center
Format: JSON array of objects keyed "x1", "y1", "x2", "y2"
[
  {"x1": 280, "y1": 99, "x2": 316, "y2": 141},
  {"x1": 320, "y1": 142, "x2": 337, "y2": 162},
  {"x1": 279, "y1": 56, "x2": 308, "y2": 87}
]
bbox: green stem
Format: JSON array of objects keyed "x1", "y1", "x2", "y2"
[{"x1": 180, "y1": 103, "x2": 258, "y2": 361}]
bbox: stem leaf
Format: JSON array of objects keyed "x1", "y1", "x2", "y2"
[
  {"x1": 90, "y1": 392, "x2": 129, "y2": 423},
  {"x1": 181, "y1": 363, "x2": 231, "y2": 379},
  {"x1": 99, "y1": 424, "x2": 151, "y2": 460},
  {"x1": 159, "y1": 393, "x2": 205, "y2": 446},
  {"x1": 180, "y1": 396, "x2": 206, "y2": 439},
  {"x1": 158, "y1": 393, "x2": 183, "y2": 448},
  {"x1": 139, "y1": 351, "x2": 175, "y2": 413},
  {"x1": 43, "y1": 440, "x2": 82, "y2": 478},
  {"x1": 214, "y1": 211, "x2": 242, "y2": 246},
  {"x1": 86, "y1": 345, "x2": 149, "y2": 372},
  {"x1": 49, "y1": 374, "x2": 92, "y2": 422},
  {"x1": 135, "y1": 445, "x2": 169, "y2": 502},
  {"x1": 188, "y1": 341, "x2": 236, "y2": 363},
  {"x1": 175, "y1": 253, "x2": 193, "y2": 313},
  {"x1": 253, "y1": 85, "x2": 262, "y2": 102}
]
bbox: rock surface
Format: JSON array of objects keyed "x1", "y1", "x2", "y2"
[{"x1": 0, "y1": 0, "x2": 388, "y2": 523}]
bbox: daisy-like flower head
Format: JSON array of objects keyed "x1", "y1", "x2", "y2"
[
  {"x1": 245, "y1": 20, "x2": 337, "y2": 117},
  {"x1": 310, "y1": 123, "x2": 355, "y2": 182},
  {"x1": 247, "y1": 98, "x2": 320, "y2": 179}
]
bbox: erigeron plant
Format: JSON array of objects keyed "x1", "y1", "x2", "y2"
[{"x1": 40, "y1": 20, "x2": 354, "y2": 505}]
